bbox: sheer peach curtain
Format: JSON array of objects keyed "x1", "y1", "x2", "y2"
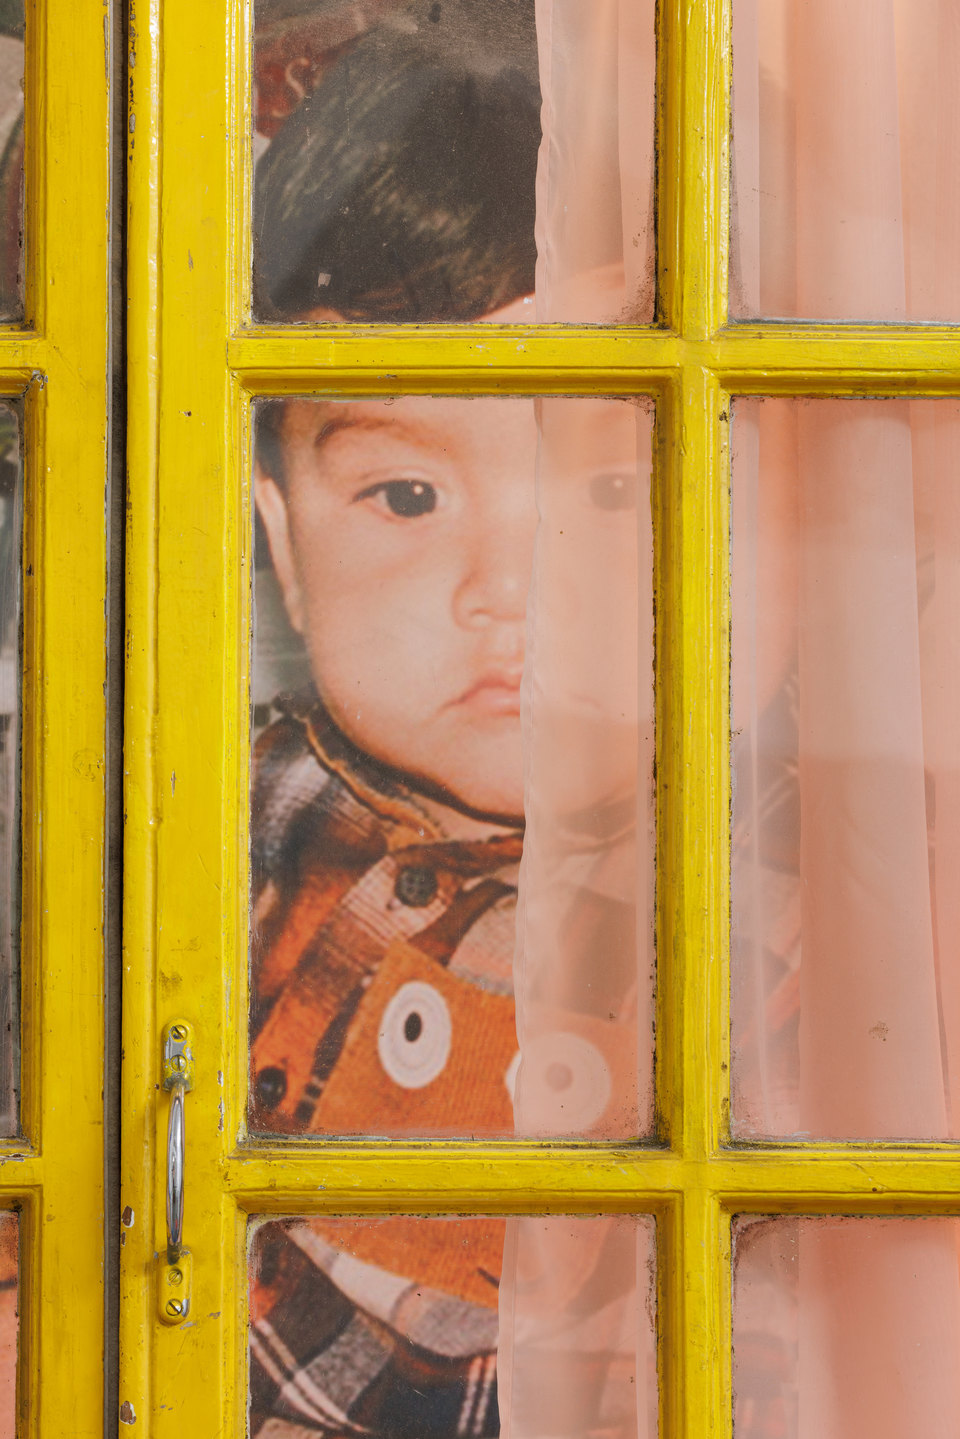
[
  {"x1": 731, "y1": 1, "x2": 960, "y2": 1435},
  {"x1": 500, "y1": 3, "x2": 658, "y2": 1436}
]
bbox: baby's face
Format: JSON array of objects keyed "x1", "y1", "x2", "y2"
[
  {"x1": 257, "y1": 394, "x2": 538, "y2": 820},
  {"x1": 257, "y1": 391, "x2": 648, "y2": 823}
]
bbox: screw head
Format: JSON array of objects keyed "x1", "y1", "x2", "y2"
[
  {"x1": 165, "y1": 1298, "x2": 183, "y2": 1318},
  {"x1": 172, "y1": 1054, "x2": 186, "y2": 1071},
  {"x1": 170, "y1": 1024, "x2": 188, "y2": 1042},
  {"x1": 167, "y1": 1268, "x2": 182, "y2": 1286}
]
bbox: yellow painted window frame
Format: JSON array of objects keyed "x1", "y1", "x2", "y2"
[
  {"x1": 121, "y1": 1, "x2": 960, "y2": 1435},
  {"x1": 0, "y1": 1, "x2": 114, "y2": 1434}
]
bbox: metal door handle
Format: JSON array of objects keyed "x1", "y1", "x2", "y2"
[
  {"x1": 166, "y1": 1082, "x2": 186, "y2": 1264},
  {"x1": 159, "y1": 1020, "x2": 194, "y2": 1323}
]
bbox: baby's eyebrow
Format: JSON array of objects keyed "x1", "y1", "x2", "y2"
[{"x1": 313, "y1": 412, "x2": 400, "y2": 454}]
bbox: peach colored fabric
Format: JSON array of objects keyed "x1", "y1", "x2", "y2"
[
  {"x1": 501, "y1": 4, "x2": 658, "y2": 1433},
  {"x1": 499, "y1": 1217, "x2": 657, "y2": 1439},
  {"x1": 732, "y1": 0, "x2": 960, "y2": 321},
  {"x1": 734, "y1": 1217, "x2": 960, "y2": 1439},
  {"x1": 730, "y1": 7, "x2": 960, "y2": 1430},
  {"x1": 732, "y1": 396, "x2": 960, "y2": 1435},
  {"x1": 514, "y1": 395, "x2": 655, "y2": 1145},
  {"x1": 533, "y1": 0, "x2": 656, "y2": 323}
]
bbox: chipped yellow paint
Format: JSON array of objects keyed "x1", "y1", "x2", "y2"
[
  {"x1": 122, "y1": 0, "x2": 960, "y2": 1435},
  {"x1": 0, "y1": 0, "x2": 114, "y2": 1434}
]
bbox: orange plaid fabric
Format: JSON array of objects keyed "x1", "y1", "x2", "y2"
[{"x1": 248, "y1": 695, "x2": 522, "y2": 1437}]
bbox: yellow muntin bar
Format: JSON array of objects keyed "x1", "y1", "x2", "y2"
[
  {"x1": 229, "y1": 327, "x2": 682, "y2": 394},
  {"x1": 224, "y1": 1145, "x2": 683, "y2": 1214},
  {"x1": 708, "y1": 1149, "x2": 960, "y2": 1209},
  {"x1": 229, "y1": 324, "x2": 960, "y2": 394},
  {"x1": 0, "y1": 348, "x2": 41, "y2": 385},
  {"x1": 712, "y1": 325, "x2": 960, "y2": 390}
]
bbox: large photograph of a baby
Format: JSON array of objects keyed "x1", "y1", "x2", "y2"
[{"x1": 247, "y1": 4, "x2": 654, "y2": 1436}]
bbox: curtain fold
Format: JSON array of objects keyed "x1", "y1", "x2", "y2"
[
  {"x1": 501, "y1": 3, "x2": 657, "y2": 1434},
  {"x1": 731, "y1": 2, "x2": 960, "y2": 1433}
]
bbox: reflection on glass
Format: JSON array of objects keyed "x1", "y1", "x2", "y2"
[
  {"x1": 251, "y1": 0, "x2": 655, "y2": 324},
  {"x1": 731, "y1": 398, "x2": 960, "y2": 1140},
  {"x1": 249, "y1": 394, "x2": 654, "y2": 1139},
  {"x1": 731, "y1": 0, "x2": 960, "y2": 322},
  {"x1": 733, "y1": 1215, "x2": 960, "y2": 1439},
  {"x1": 249, "y1": 1214, "x2": 656, "y2": 1439},
  {"x1": 0, "y1": 1212, "x2": 17, "y2": 1438},
  {"x1": 0, "y1": 5, "x2": 22, "y2": 321}
]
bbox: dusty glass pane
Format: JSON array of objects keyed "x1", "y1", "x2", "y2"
[
  {"x1": 0, "y1": 1212, "x2": 17, "y2": 1438},
  {"x1": 0, "y1": 408, "x2": 18, "y2": 1138},
  {"x1": 0, "y1": 6, "x2": 22, "y2": 323},
  {"x1": 251, "y1": 0, "x2": 655, "y2": 325},
  {"x1": 249, "y1": 1214, "x2": 657, "y2": 1439},
  {"x1": 731, "y1": 0, "x2": 960, "y2": 322},
  {"x1": 731, "y1": 398, "x2": 960, "y2": 1141},
  {"x1": 249, "y1": 394, "x2": 655, "y2": 1139},
  {"x1": 733, "y1": 1215, "x2": 960, "y2": 1439}
]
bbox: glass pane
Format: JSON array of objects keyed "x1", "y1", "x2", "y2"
[
  {"x1": 249, "y1": 1214, "x2": 657, "y2": 1439},
  {"x1": 0, "y1": 5, "x2": 22, "y2": 323},
  {"x1": 731, "y1": 398, "x2": 960, "y2": 1140},
  {"x1": 731, "y1": 0, "x2": 960, "y2": 322},
  {"x1": 0, "y1": 407, "x2": 18, "y2": 1139},
  {"x1": 249, "y1": 394, "x2": 655, "y2": 1138},
  {"x1": 251, "y1": 0, "x2": 655, "y2": 324},
  {"x1": 0, "y1": 1212, "x2": 17, "y2": 1438},
  {"x1": 733, "y1": 1215, "x2": 960, "y2": 1439}
]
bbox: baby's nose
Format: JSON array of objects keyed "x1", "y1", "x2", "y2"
[{"x1": 453, "y1": 517, "x2": 535, "y2": 628}]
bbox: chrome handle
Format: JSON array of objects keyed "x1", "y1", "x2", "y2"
[
  {"x1": 160, "y1": 1020, "x2": 194, "y2": 1300},
  {"x1": 166, "y1": 1082, "x2": 185, "y2": 1264}
]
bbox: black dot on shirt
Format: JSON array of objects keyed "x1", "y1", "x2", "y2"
[
  {"x1": 395, "y1": 865, "x2": 438, "y2": 908},
  {"x1": 256, "y1": 1066, "x2": 287, "y2": 1109},
  {"x1": 404, "y1": 1011, "x2": 423, "y2": 1043}
]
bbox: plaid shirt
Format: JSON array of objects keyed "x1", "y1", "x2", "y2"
[
  {"x1": 249, "y1": 693, "x2": 800, "y2": 1438},
  {"x1": 249, "y1": 695, "x2": 521, "y2": 1439}
]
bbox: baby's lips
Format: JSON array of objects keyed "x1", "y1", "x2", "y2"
[{"x1": 448, "y1": 667, "x2": 524, "y2": 710}]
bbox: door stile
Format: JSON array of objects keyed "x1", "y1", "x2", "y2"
[{"x1": 1, "y1": 0, "x2": 114, "y2": 1433}]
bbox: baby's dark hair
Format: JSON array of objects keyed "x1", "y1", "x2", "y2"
[
  {"x1": 253, "y1": 28, "x2": 540, "y2": 323},
  {"x1": 254, "y1": 24, "x2": 540, "y2": 483}
]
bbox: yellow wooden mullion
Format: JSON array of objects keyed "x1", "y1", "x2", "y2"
[
  {"x1": 657, "y1": 366, "x2": 728, "y2": 1163},
  {"x1": 659, "y1": 0, "x2": 728, "y2": 337},
  {"x1": 673, "y1": 1189, "x2": 730, "y2": 1439},
  {"x1": 663, "y1": 359, "x2": 729, "y2": 1432}
]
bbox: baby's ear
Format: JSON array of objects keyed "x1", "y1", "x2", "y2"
[{"x1": 254, "y1": 468, "x2": 306, "y2": 636}]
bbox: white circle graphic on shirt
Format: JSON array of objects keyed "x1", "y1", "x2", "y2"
[
  {"x1": 378, "y1": 981, "x2": 452, "y2": 1090},
  {"x1": 520, "y1": 1032, "x2": 611, "y2": 1132}
]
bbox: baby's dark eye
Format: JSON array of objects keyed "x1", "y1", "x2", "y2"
[
  {"x1": 589, "y1": 472, "x2": 637, "y2": 511},
  {"x1": 361, "y1": 479, "x2": 438, "y2": 517}
]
